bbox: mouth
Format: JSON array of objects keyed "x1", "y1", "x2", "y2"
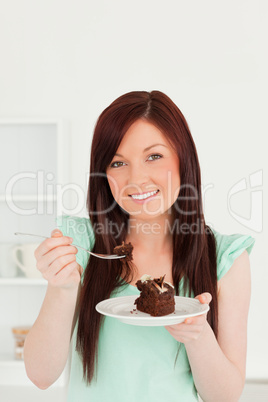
[{"x1": 129, "y1": 189, "x2": 159, "y2": 201}]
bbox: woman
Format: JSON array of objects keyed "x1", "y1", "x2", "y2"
[{"x1": 24, "y1": 91, "x2": 255, "y2": 401}]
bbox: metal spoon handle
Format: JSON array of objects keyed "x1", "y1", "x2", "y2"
[
  {"x1": 15, "y1": 232, "x2": 48, "y2": 240},
  {"x1": 14, "y1": 232, "x2": 125, "y2": 260}
]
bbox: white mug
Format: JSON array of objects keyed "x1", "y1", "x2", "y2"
[
  {"x1": 12, "y1": 243, "x2": 42, "y2": 278},
  {"x1": 0, "y1": 243, "x2": 18, "y2": 278}
]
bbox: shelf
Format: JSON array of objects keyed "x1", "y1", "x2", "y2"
[
  {"x1": 0, "y1": 353, "x2": 69, "y2": 387},
  {"x1": 0, "y1": 353, "x2": 24, "y2": 367},
  {"x1": 0, "y1": 353, "x2": 32, "y2": 386},
  {"x1": 0, "y1": 353, "x2": 68, "y2": 387},
  {"x1": 0, "y1": 278, "x2": 47, "y2": 286},
  {"x1": 0, "y1": 119, "x2": 70, "y2": 389}
]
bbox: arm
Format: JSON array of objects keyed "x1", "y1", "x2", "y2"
[
  {"x1": 165, "y1": 250, "x2": 251, "y2": 402},
  {"x1": 23, "y1": 230, "x2": 82, "y2": 389}
]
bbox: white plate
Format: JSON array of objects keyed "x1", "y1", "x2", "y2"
[{"x1": 96, "y1": 295, "x2": 209, "y2": 326}]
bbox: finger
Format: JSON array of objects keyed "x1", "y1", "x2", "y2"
[
  {"x1": 166, "y1": 315, "x2": 205, "y2": 330},
  {"x1": 165, "y1": 323, "x2": 203, "y2": 334},
  {"x1": 185, "y1": 318, "x2": 193, "y2": 324},
  {"x1": 173, "y1": 324, "x2": 203, "y2": 333},
  {"x1": 195, "y1": 292, "x2": 212, "y2": 304},
  {"x1": 35, "y1": 235, "x2": 73, "y2": 259},
  {"x1": 37, "y1": 245, "x2": 78, "y2": 272},
  {"x1": 51, "y1": 229, "x2": 63, "y2": 238},
  {"x1": 185, "y1": 314, "x2": 207, "y2": 325},
  {"x1": 55, "y1": 261, "x2": 81, "y2": 280},
  {"x1": 43, "y1": 253, "x2": 77, "y2": 279}
]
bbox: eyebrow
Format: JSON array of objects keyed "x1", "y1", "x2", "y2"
[{"x1": 114, "y1": 143, "x2": 168, "y2": 157}]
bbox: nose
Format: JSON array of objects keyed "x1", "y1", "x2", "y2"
[{"x1": 127, "y1": 163, "x2": 149, "y2": 190}]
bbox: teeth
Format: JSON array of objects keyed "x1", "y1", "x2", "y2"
[{"x1": 131, "y1": 190, "x2": 158, "y2": 200}]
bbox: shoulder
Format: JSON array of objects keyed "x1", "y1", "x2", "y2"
[
  {"x1": 218, "y1": 249, "x2": 251, "y2": 295},
  {"x1": 56, "y1": 215, "x2": 95, "y2": 269},
  {"x1": 210, "y1": 227, "x2": 255, "y2": 281}
]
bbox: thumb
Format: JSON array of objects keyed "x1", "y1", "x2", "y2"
[
  {"x1": 51, "y1": 229, "x2": 63, "y2": 238},
  {"x1": 195, "y1": 292, "x2": 212, "y2": 305}
]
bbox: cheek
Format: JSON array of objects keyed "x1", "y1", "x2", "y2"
[
  {"x1": 171, "y1": 168, "x2": 181, "y2": 199},
  {"x1": 168, "y1": 160, "x2": 181, "y2": 198},
  {"x1": 107, "y1": 175, "x2": 118, "y2": 200},
  {"x1": 155, "y1": 163, "x2": 180, "y2": 200},
  {"x1": 107, "y1": 173, "x2": 126, "y2": 202}
]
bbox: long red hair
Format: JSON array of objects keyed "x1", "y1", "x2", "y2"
[{"x1": 77, "y1": 90, "x2": 217, "y2": 383}]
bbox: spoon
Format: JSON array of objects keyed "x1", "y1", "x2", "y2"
[{"x1": 14, "y1": 232, "x2": 125, "y2": 260}]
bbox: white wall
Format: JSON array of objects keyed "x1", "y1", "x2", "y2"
[{"x1": 0, "y1": 0, "x2": 267, "y2": 379}]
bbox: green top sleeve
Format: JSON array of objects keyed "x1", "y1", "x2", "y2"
[
  {"x1": 56, "y1": 215, "x2": 95, "y2": 274},
  {"x1": 212, "y1": 229, "x2": 255, "y2": 281}
]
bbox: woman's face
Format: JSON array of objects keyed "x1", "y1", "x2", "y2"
[{"x1": 106, "y1": 119, "x2": 180, "y2": 220}]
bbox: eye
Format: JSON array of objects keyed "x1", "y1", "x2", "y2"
[
  {"x1": 147, "y1": 154, "x2": 162, "y2": 161},
  {"x1": 110, "y1": 161, "x2": 126, "y2": 168}
]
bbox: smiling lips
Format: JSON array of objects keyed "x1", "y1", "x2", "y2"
[{"x1": 129, "y1": 189, "x2": 159, "y2": 201}]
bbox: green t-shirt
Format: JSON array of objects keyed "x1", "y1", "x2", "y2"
[{"x1": 56, "y1": 215, "x2": 255, "y2": 402}]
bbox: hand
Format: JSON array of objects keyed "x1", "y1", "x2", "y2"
[
  {"x1": 34, "y1": 229, "x2": 82, "y2": 289},
  {"x1": 165, "y1": 293, "x2": 212, "y2": 344}
]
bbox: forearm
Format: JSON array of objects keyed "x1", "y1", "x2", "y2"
[
  {"x1": 185, "y1": 322, "x2": 245, "y2": 402},
  {"x1": 24, "y1": 284, "x2": 79, "y2": 389}
]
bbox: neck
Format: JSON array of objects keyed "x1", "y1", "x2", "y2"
[{"x1": 126, "y1": 214, "x2": 173, "y2": 252}]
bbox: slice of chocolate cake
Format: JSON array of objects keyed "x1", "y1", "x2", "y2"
[
  {"x1": 113, "y1": 241, "x2": 133, "y2": 262},
  {"x1": 135, "y1": 274, "x2": 175, "y2": 317}
]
